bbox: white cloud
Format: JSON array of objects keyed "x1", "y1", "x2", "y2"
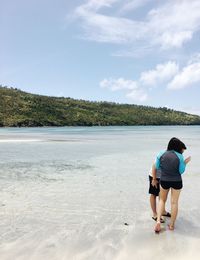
[
  {"x1": 100, "y1": 78, "x2": 147, "y2": 101},
  {"x1": 75, "y1": 2, "x2": 146, "y2": 44},
  {"x1": 74, "y1": 0, "x2": 147, "y2": 44},
  {"x1": 126, "y1": 89, "x2": 148, "y2": 102},
  {"x1": 100, "y1": 58, "x2": 200, "y2": 102},
  {"x1": 100, "y1": 78, "x2": 138, "y2": 90},
  {"x1": 100, "y1": 61, "x2": 179, "y2": 102},
  {"x1": 157, "y1": 31, "x2": 193, "y2": 49},
  {"x1": 140, "y1": 61, "x2": 179, "y2": 86},
  {"x1": 77, "y1": 0, "x2": 119, "y2": 12},
  {"x1": 73, "y1": 0, "x2": 200, "y2": 50},
  {"x1": 112, "y1": 45, "x2": 153, "y2": 58},
  {"x1": 167, "y1": 61, "x2": 200, "y2": 90},
  {"x1": 148, "y1": 0, "x2": 200, "y2": 49},
  {"x1": 120, "y1": 0, "x2": 151, "y2": 13}
]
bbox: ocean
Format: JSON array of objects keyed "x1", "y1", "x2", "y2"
[{"x1": 0, "y1": 126, "x2": 200, "y2": 260}]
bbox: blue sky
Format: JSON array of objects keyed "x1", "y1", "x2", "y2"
[{"x1": 1, "y1": 0, "x2": 200, "y2": 115}]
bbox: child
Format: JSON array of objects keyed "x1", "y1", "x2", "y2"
[{"x1": 149, "y1": 163, "x2": 171, "y2": 222}]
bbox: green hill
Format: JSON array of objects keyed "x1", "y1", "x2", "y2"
[{"x1": 0, "y1": 85, "x2": 200, "y2": 127}]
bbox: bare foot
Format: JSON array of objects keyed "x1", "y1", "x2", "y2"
[
  {"x1": 154, "y1": 222, "x2": 161, "y2": 233},
  {"x1": 168, "y1": 224, "x2": 174, "y2": 231}
]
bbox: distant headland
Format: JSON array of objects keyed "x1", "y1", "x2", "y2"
[{"x1": 0, "y1": 85, "x2": 200, "y2": 127}]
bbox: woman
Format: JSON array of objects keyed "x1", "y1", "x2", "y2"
[{"x1": 154, "y1": 137, "x2": 191, "y2": 233}]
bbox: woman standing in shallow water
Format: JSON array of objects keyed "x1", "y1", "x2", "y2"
[{"x1": 154, "y1": 137, "x2": 191, "y2": 233}]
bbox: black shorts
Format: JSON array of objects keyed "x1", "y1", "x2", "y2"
[
  {"x1": 149, "y1": 175, "x2": 160, "y2": 196},
  {"x1": 160, "y1": 180, "x2": 183, "y2": 190}
]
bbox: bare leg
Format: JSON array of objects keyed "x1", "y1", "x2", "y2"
[
  {"x1": 154, "y1": 187, "x2": 169, "y2": 232},
  {"x1": 157, "y1": 187, "x2": 169, "y2": 222},
  {"x1": 158, "y1": 193, "x2": 168, "y2": 215},
  {"x1": 150, "y1": 194, "x2": 157, "y2": 217},
  {"x1": 169, "y1": 188, "x2": 181, "y2": 230}
]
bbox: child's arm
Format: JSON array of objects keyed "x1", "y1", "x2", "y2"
[{"x1": 151, "y1": 164, "x2": 158, "y2": 188}]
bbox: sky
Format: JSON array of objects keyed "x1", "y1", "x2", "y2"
[{"x1": 1, "y1": 0, "x2": 200, "y2": 115}]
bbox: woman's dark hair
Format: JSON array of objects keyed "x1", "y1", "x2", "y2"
[{"x1": 167, "y1": 137, "x2": 187, "y2": 153}]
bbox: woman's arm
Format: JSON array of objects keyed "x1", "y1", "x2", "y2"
[
  {"x1": 179, "y1": 156, "x2": 191, "y2": 174},
  {"x1": 185, "y1": 156, "x2": 191, "y2": 164},
  {"x1": 175, "y1": 152, "x2": 191, "y2": 174}
]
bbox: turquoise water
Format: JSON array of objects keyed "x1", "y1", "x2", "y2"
[{"x1": 0, "y1": 126, "x2": 200, "y2": 260}]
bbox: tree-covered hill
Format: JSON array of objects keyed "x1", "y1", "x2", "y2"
[{"x1": 0, "y1": 85, "x2": 200, "y2": 127}]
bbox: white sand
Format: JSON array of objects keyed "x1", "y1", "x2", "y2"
[{"x1": 0, "y1": 126, "x2": 200, "y2": 260}]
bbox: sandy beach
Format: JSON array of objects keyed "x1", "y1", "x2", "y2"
[{"x1": 0, "y1": 126, "x2": 200, "y2": 260}]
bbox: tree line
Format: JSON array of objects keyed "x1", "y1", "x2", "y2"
[{"x1": 0, "y1": 85, "x2": 200, "y2": 127}]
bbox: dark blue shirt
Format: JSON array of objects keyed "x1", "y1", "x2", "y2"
[{"x1": 155, "y1": 150, "x2": 186, "y2": 182}]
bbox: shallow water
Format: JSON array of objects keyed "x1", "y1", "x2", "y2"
[{"x1": 0, "y1": 126, "x2": 200, "y2": 260}]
